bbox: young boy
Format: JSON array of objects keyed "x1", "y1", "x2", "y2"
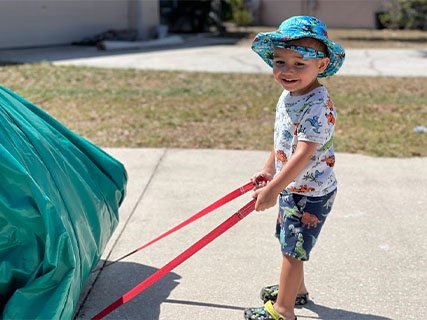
[{"x1": 244, "y1": 16, "x2": 345, "y2": 320}]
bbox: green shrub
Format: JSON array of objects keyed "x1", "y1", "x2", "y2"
[
  {"x1": 379, "y1": 0, "x2": 427, "y2": 29},
  {"x1": 229, "y1": 0, "x2": 253, "y2": 26}
]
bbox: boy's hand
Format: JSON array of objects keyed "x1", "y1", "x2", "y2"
[
  {"x1": 252, "y1": 187, "x2": 277, "y2": 211},
  {"x1": 250, "y1": 172, "x2": 274, "y2": 190}
]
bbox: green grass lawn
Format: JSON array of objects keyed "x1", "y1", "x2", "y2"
[{"x1": 1, "y1": 63, "x2": 426, "y2": 157}]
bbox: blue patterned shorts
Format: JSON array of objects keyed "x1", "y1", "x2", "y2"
[{"x1": 275, "y1": 189, "x2": 337, "y2": 261}]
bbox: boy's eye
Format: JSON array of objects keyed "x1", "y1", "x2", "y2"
[
  {"x1": 273, "y1": 59, "x2": 285, "y2": 65},
  {"x1": 296, "y1": 62, "x2": 305, "y2": 66}
]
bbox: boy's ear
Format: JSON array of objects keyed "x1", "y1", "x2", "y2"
[{"x1": 318, "y1": 57, "x2": 330, "y2": 73}]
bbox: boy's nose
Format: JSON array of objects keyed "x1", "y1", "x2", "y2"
[{"x1": 280, "y1": 64, "x2": 295, "y2": 74}]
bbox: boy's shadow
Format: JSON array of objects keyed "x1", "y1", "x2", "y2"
[
  {"x1": 300, "y1": 301, "x2": 392, "y2": 320},
  {"x1": 76, "y1": 260, "x2": 181, "y2": 320},
  {"x1": 76, "y1": 260, "x2": 248, "y2": 319},
  {"x1": 76, "y1": 261, "x2": 393, "y2": 320}
]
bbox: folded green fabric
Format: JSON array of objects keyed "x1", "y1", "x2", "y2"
[{"x1": 0, "y1": 86, "x2": 127, "y2": 319}]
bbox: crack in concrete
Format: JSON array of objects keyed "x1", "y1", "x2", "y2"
[
  {"x1": 73, "y1": 148, "x2": 168, "y2": 319},
  {"x1": 364, "y1": 49, "x2": 383, "y2": 76}
]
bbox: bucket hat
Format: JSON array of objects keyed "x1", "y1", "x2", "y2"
[{"x1": 251, "y1": 16, "x2": 345, "y2": 78}]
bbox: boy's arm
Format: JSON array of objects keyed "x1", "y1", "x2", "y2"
[
  {"x1": 251, "y1": 150, "x2": 276, "y2": 188},
  {"x1": 253, "y1": 141, "x2": 318, "y2": 211}
]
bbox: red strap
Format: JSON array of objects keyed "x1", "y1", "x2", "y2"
[
  {"x1": 91, "y1": 199, "x2": 256, "y2": 320},
  {"x1": 93, "y1": 181, "x2": 254, "y2": 272}
]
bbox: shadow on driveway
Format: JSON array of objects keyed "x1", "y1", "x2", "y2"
[
  {"x1": 302, "y1": 301, "x2": 392, "y2": 320},
  {"x1": 76, "y1": 260, "x2": 181, "y2": 320},
  {"x1": 0, "y1": 33, "x2": 247, "y2": 66}
]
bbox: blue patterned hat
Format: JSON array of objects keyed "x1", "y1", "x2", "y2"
[{"x1": 252, "y1": 16, "x2": 345, "y2": 78}]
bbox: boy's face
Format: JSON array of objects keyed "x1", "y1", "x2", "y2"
[{"x1": 272, "y1": 46, "x2": 329, "y2": 96}]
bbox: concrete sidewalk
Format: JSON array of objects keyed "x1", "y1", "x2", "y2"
[
  {"x1": 75, "y1": 148, "x2": 427, "y2": 320},
  {"x1": 0, "y1": 41, "x2": 426, "y2": 77},
  {"x1": 50, "y1": 47, "x2": 427, "y2": 77}
]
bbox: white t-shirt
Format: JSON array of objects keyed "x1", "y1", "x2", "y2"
[{"x1": 274, "y1": 86, "x2": 337, "y2": 196}]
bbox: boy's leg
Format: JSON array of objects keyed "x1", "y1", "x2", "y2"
[
  {"x1": 260, "y1": 269, "x2": 308, "y2": 304},
  {"x1": 273, "y1": 255, "x2": 303, "y2": 320},
  {"x1": 299, "y1": 267, "x2": 308, "y2": 294}
]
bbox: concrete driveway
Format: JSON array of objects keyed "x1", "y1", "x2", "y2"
[{"x1": 74, "y1": 149, "x2": 427, "y2": 320}]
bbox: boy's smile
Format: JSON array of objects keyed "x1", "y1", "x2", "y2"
[{"x1": 272, "y1": 46, "x2": 329, "y2": 96}]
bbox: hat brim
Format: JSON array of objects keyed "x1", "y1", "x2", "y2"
[{"x1": 252, "y1": 32, "x2": 345, "y2": 78}]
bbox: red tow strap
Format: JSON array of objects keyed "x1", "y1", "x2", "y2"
[
  {"x1": 93, "y1": 181, "x2": 254, "y2": 272},
  {"x1": 92, "y1": 199, "x2": 256, "y2": 319},
  {"x1": 91, "y1": 179, "x2": 263, "y2": 319}
]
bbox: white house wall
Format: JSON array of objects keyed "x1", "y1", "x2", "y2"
[
  {"x1": 0, "y1": 0, "x2": 129, "y2": 49},
  {"x1": 259, "y1": 0, "x2": 391, "y2": 28}
]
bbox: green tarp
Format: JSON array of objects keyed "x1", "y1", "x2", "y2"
[{"x1": 0, "y1": 86, "x2": 127, "y2": 319}]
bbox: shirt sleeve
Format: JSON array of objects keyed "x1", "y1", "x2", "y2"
[{"x1": 297, "y1": 101, "x2": 334, "y2": 145}]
